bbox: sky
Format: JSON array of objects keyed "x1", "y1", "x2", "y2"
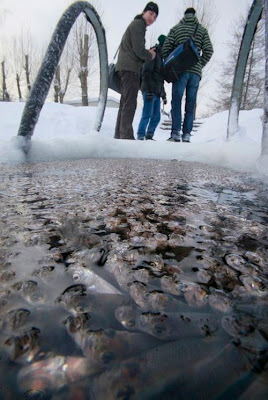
[
  {"x1": 0, "y1": 0, "x2": 253, "y2": 115},
  {"x1": 0, "y1": 101, "x2": 267, "y2": 179}
]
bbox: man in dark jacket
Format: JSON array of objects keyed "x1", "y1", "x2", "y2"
[
  {"x1": 137, "y1": 35, "x2": 167, "y2": 140},
  {"x1": 114, "y1": 2, "x2": 158, "y2": 140},
  {"x1": 162, "y1": 7, "x2": 213, "y2": 143}
]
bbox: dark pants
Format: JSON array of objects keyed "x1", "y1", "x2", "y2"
[
  {"x1": 171, "y1": 72, "x2": 200, "y2": 138},
  {"x1": 114, "y1": 71, "x2": 140, "y2": 140}
]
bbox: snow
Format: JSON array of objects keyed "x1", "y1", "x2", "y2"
[{"x1": 0, "y1": 100, "x2": 267, "y2": 178}]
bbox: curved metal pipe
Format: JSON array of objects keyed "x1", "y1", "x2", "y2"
[
  {"x1": 17, "y1": 1, "x2": 108, "y2": 144},
  {"x1": 227, "y1": 0, "x2": 263, "y2": 139},
  {"x1": 262, "y1": 0, "x2": 268, "y2": 156}
]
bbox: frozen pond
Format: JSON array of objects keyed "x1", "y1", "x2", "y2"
[{"x1": 0, "y1": 158, "x2": 267, "y2": 399}]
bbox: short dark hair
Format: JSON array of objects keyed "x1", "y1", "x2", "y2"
[
  {"x1": 185, "y1": 7, "x2": 196, "y2": 15},
  {"x1": 143, "y1": 2, "x2": 159, "y2": 17}
]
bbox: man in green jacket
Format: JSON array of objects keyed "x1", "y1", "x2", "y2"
[
  {"x1": 114, "y1": 2, "x2": 158, "y2": 140},
  {"x1": 162, "y1": 7, "x2": 213, "y2": 143}
]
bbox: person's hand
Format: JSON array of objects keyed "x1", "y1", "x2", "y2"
[
  {"x1": 146, "y1": 92, "x2": 154, "y2": 102},
  {"x1": 162, "y1": 98, "x2": 167, "y2": 105},
  {"x1": 148, "y1": 48, "x2": 156, "y2": 59}
]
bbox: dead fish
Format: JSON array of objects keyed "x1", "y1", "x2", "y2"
[
  {"x1": 113, "y1": 262, "x2": 158, "y2": 291},
  {"x1": 239, "y1": 274, "x2": 268, "y2": 297},
  {"x1": 0, "y1": 270, "x2": 16, "y2": 283},
  {"x1": 160, "y1": 275, "x2": 186, "y2": 296},
  {"x1": 112, "y1": 264, "x2": 142, "y2": 291},
  {"x1": 221, "y1": 314, "x2": 268, "y2": 354},
  {"x1": 63, "y1": 312, "x2": 109, "y2": 345},
  {"x1": 224, "y1": 253, "x2": 247, "y2": 272},
  {"x1": 244, "y1": 251, "x2": 265, "y2": 269},
  {"x1": 135, "y1": 310, "x2": 219, "y2": 340},
  {"x1": 0, "y1": 289, "x2": 12, "y2": 313},
  {"x1": 168, "y1": 233, "x2": 185, "y2": 248},
  {"x1": 68, "y1": 264, "x2": 122, "y2": 295},
  {"x1": 11, "y1": 280, "x2": 46, "y2": 304},
  {"x1": 208, "y1": 290, "x2": 233, "y2": 313},
  {"x1": 66, "y1": 246, "x2": 109, "y2": 267},
  {"x1": 32, "y1": 265, "x2": 55, "y2": 280},
  {"x1": 57, "y1": 284, "x2": 126, "y2": 318},
  {"x1": 3, "y1": 308, "x2": 31, "y2": 331},
  {"x1": 114, "y1": 305, "x2": 139, "y2": 331},
  {"x1": 79, "y1": 328, "x2": 160, "y2": 366},
  {"x1": 214, "y1": 269, "x2": 240, "y2": 292},
  {"x1": 129, "y1": 281, "x2": 187, "y2": 312},
  {"x1": 3, "y1": 327, "x2": 40, "y2": 363},
  {"x1": 18, "y1": 355, "x2": 99, "y2": 393},
  {"x1": 139, "y1": 254, "x2": 165, "y2": 275},
  {"x1": 182, "y1": 282, "x2": 209, "y2": 308},
  {"x1": 115, "y1": 305, "x2": 219, "y2": 340},
  {"x1": 56, "y1": 284, "x2": 87, "y2": 313},
  {"x1": 105, "y1": 250, "x2": 140, "y2": 276}
]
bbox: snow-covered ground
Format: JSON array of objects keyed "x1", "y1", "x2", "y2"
[{"x1": 0, "y1": 101, "x2": 267, "y2": 178}]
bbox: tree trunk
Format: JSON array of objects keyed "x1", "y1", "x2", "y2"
[
  {"x1": 262, "y1": 0, "x2": 268, "y2": 156},
  {"x1": 16, "y1": 73, "x2": 23, "y2": 101},
  {"x1": 54, "y1": 65, "x2": 61, "y2": 103},
  {"x1": 25, "y1": 55, "x2": 31, "y2": 92},
  {"x1": 60, "y1": 68, "x2": 71, "y2": 104},
  {"x1": 79, "y1": 33, "x2": 89, "y2": 106},
  {"x1": 1, "y1": 61, "x2": 10, "y2": 101}
]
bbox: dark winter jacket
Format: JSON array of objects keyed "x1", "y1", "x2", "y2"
[
  {"x1": 162, "y1": 14, "x2": 213, "y2": 77},
  {"x1": 115, "y1": 15, "x2": 153, "y2": 74},
  {"x1": 140, "y1": 45, "x2": 166, "y2": 99}
]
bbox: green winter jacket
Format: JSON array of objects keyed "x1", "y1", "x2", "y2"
[
  {"x1": 162, "y1": 14, "x2": 213, "y2": 77},
  {"x1": 115, "y1": 15, "x2": 153, "y2": 74}
]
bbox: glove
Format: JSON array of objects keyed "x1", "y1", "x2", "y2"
[
  {"x1": 162, "y1": 98, "x2": 167, "y2": 105},
  {"x1": 146, "y1": 92, "x2": 154, "y2": 102}
]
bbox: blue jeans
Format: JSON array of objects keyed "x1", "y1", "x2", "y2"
[
  {"x1": 171, "y1": 72, "x2": 200, "y2": 138},
  {"x1": 137, "y1": 93, "x2": 161, "y2": 139}
]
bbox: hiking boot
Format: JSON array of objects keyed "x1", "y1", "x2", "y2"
[
  {"x1": 182, "y1": 133, "x2": 191, "y2": 142},
  {"x1": 137, "y1": 137, "x2": 144, "y2": 140},
  {"x1": 146, "y1": 137, "x2": 156, "y2": 141},
  {"x1": 167, "y1": 136, "x2": 181, "y2": 142}
]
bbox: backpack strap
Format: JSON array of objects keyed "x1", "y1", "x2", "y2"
[
  {"x1": 112, "y1": 46, "x2": 120, "y2": 61},
  {"x1": 192, "y1": 23, "x2": 199, "y2": 38}
]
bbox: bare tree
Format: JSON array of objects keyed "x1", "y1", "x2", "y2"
[
  {"x1": 70, "y1": 13, "x2": 99, "y2": 106},
  {"x1": 62, "y1": 0, "x2": 103, "y2": 105},
  {"x1": 53, "y1": 65, "x2": 61, "y2": 103},
  {"x1": 21, "y1": 30, "x2": 36, "y2": 94},
  {"x1": 1, "y1": 60, "x2": 10, "y2": 101},
  {"x1": 79, "y1": 31, "x2": 89, "y2": 106},
  {"x1": 24, "y1": 54, "x2": 31, "y2": 92},
  {"x1": 8, "y1": 37, "x2": 23, "y2": 101},
  {"x1": 212, "y1": 11, "x2": 265, "y2": 113}
]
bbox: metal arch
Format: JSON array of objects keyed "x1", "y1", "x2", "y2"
[
  {"x1": 227, "y1": 0, "x2": 263, "y2": 139},
  {"x1": 262, "y1": 0, "x2": 268, "y2": 156},
  {"x1": 17, "y1": 1, "x2": 108, "y2": 144}
]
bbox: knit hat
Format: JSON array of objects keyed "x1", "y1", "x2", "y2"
[
  {"x1": 143, "y1": 2, "x2": 159, "y2": 16},
  {"x1": 185, "y1": 7, "x2": 196, "y2": 15},
  {"x1": 158, "y1": 34, "x2": 166, "y2": 46}
]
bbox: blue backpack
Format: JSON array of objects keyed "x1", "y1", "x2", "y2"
[{"x1": 163, "y1": 24, "x2": 200, "y2": 83}]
